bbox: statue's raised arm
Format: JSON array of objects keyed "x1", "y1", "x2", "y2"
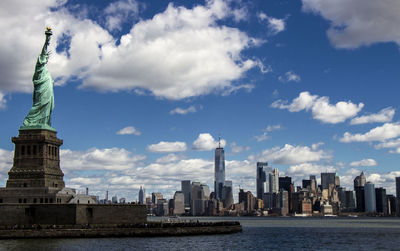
[{"x1": 21, "y1": 27, "x2": 56, "y2": 131}]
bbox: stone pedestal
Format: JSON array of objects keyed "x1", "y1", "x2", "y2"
[{"x1": 0, "y1": 129, "x2": 65, "y2": 204}]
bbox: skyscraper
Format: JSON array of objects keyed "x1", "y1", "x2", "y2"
[
  {"x1": 172, "y1": 191, "x2": 185, "y2": 215},
  {"x1": 375, "y1": 187, "x2": 387, "y2": 214},
  {"x1": 181, "y1": 180, "x2": 191, "y2": 208},
  {"x1": 138, "y1": 186, "x2": 144, "y2": 204},
  {"x1": 321, "y1": 173, "x2": 336, "y2": 190},
  {"x1": 256, "y1": 162, "x2": 272, "y2": 199},
  {"x1": 214, "y1": 140, "x2": 225, "y2": 200},
  {"x1": 269, "y1": 168, "x2": 279, "y2": 194},
  {"x1": 354, "y1": 172, "x2": 366, "y2": 212},
  {"x1": 396, "y1": 177, "x2": 400, "y2": 198},
  {"x1": 364, "y1": 182, "x2": 376, "y2": 213}
]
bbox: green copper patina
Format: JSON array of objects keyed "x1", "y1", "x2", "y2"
[{"x1": 21, "y1": 27, "x2": 55, "y2": 131}]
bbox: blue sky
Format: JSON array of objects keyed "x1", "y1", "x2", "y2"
[{"x1": 0, "y1": 0, "x2": 400, "y2": 201}]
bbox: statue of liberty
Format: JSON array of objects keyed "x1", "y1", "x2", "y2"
[{"x1": 21, "y1": 27, "x2": 55, "y2": 131}]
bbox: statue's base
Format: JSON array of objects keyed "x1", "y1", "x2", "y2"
[{"x1": 19, "y1": 125, "x2": 56, "y2": 131}]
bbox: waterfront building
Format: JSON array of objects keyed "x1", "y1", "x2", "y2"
[
  {"x1": 387, "y1": 195, "x2": 396, "y2": 216},
  {"x1": 269, "y1": 168, "x2": 279, "y2": 194},
  {"x1": 301, "y1": 198, "x2": 312, "y2": 215},
  {"x1": 310, "y1": 175, "x2": 317, "y2": 193},
  {"x1": 256, "y1": 162, "x2": 271, "y2": 199},
  {"x1": 354, "y1": 172, "x2": 366, "y2": 187},
  {"x1": 191, "y1": 182, "x2": 210, "y2": 216},
  {"x1": 279, "y1": 176, "x2": 292, "y2": 191},
  {"x1": 156, "y1": 199, "x2": 168, "y2": 216},
  {"x1": 302, "y1": 179, "x2": 311, "y2": 190},
  {"x1": 138, "y1": 186, "x2": 144, "y2": 204},
  {"x1": 172, "y1": 191, "x2": 185, "y2": 215},
  {"x1": 239, "y1": 189, "x2": 255, "y2": 214},
  {"x1": 375, "y1": 187, "x2": 388, "y2": 215},
  {"x1": 214, "y1": 140, "x2": 225, "y2": 200},
  {"x1": 222, "y1": 180, "x2": 234, "y2": 209},
  {"x1": 280, "y1": 190, "x2": 289, "y2": 216},
  {"x1": 321, "y1": 173, "x2": 336, "y2": 190},
  {"x1": 354, "y1": 172, "x2": 366, "y2": 212},
  {"x1": 181, "y1": 180, "x2": 191, "y2": 208},
  {"x1": 112, "y1": 195, "x2": 118, "y2": 204},
  {"x1": 152, "y1": 192, "x2": 163, "y2": 205},
  {"x1": 364, "y1": 182, "x2": 376, "y2": 213},
  {"x1": 397, "y1": 177, "x2": 400, "y2": 216}
]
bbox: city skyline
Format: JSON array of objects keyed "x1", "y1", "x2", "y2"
[{"x1": 1, "y1": 0, "x2": 400, "y2": 201}]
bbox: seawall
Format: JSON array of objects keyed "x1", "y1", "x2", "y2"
[{"x1": 0, "y1": 222, "x2": 242, "y2": 239}]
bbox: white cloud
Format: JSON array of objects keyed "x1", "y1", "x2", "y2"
[
  {"x1": 258, "y1": 12, "x2": 286, "y2": 35},
  {"x1": 375, "y1": 138, "x2": 400, "y2": 149},
  {"x1": 272, "y1": 91, "x2": 364, "y2": 124},
  {"x1": 350, "y1": 158, "x2": 378, "y2": 167},
  {"x1": 278, "y1": 71, "x2": 301, "y2": 83},
  {"x1": 340, "y1": 122, "x2": 400, "y2": 143},
  {"x1": 69, "y1": 177, "x2": 102, "y2": 185},
  {"x1": 221, "y1": 83, "x2": 255, "y2": 96},
  {"x1": 0, "y1": 149, "x2": 12, "y2": 173},
  {"x1": 0, "y1": 92, "x2": 6, "y2": 109},
  {"x1": 257, "y1": 143, "x2": 330, "y2": 165},
  {"x1": 0, "y1": 0, "x2": 264, "y2": 101},
  {"x1": 81, "y1": 1, "x2": 264, "y2": 100},
  {"x1": 286, "y1": 163, "x2": 336, "y2": 177},
  {"x1": 255, "y1": 125, "x2": 281, "y2": 142},
  {"x1": 366, "y1": 171, "x2": 400, "y2": 194},
  {"x1": 60, "y1": 147, "x2": 145, "y2": 171},
  {"x1": 170, "y1": 105, "x2": 196, "y2": 115},
  {"x1": 147, "y1": 141, "x2": 187, "y2": 153},
  {"x1": 302, "y1": 0, "x2": 400, "y2": 49},
  {"x1": 104, "y1": 0, "x2": 140, "y2": 31},
  {"x1": 350, "y1": 107, "x2": 395, "y2": 125},
  {"x1": 116, "y1": 126, "x2": 141, "y2": 135},
  {"x1": 155, "y1": 153, "x2": 181, "y2": 164},
  {"x1": 230, "y1": 142, "x2": 249, "y2": 154},
  {"x1": 192, "y1": 133, "x2": 226, "y2": 151}
]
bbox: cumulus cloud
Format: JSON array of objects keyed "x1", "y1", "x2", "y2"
[
  {"x1": 286, "y1": 163, "x2": 336, "y2": 177},
  {"x1": 340, "y1": 122, "x2": 400, "y2": 143},
  {"x1": 375, "y1": 138, "x2": 400, "y2": 150},
  {"x1": 350, "y1": 158, "x2": 378, "y2": 167},
  {"x1": 278, "y1": 71, "x2": 301, "y2": 83},
  {"x1": 104, "y1": 0, "x2": 140, "y2": 31},
  {"x1": 60, "y1": 147, "x2": 145, "y2": 171},
  {"x1": 0, "y1": 149, "x2": 12, "y2": 173},
  {"x1": 192, "y1": 133, "x2": 226, "y2": 151},
  {"x1": 257, "y1": 143, "x2": 330, "y2": 165},
  {"x1": 81, "y1": 0, "x2": 264, "y2": 100},
  {"x1": 302, "y1": 0, "x2": 400, "y2": 49},
  {"x1": 155, "y1": 153, "x2": 181, "y2": 164},
  {"x1": 147, "y1": 141, "x2": 187, "y2": 153},
  {"x1": 170, "y1": 105, "x2": 196, "y2": 115},
  {"x1": 350, "y1": 107, "x2": 395, "y2": 125},
  {"x1": 258, "y1": 12, "x2": 286, "y2": 35},
  {"x1": 116, "y1": 126, "x2": 141, "y2": 135},
  {"x1": 0, "y1": 0, "x2": 264, "y2": 103},
  {"x1": 366, "y1": 171, "x2": 400, "y2": 194},
  {"x1": 255, "y1": 125, "x2": 281, "y2": 142},
  {"x1": 271, "y1": 91, "x2": 364, "y2": 124},
  {"x1": 230, "y1": 142, "x2": 249, "y2": 154}
]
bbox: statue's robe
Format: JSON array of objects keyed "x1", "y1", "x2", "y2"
[{"x1": 22, "y1": 52, "x2": 54, "y2": 127}]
